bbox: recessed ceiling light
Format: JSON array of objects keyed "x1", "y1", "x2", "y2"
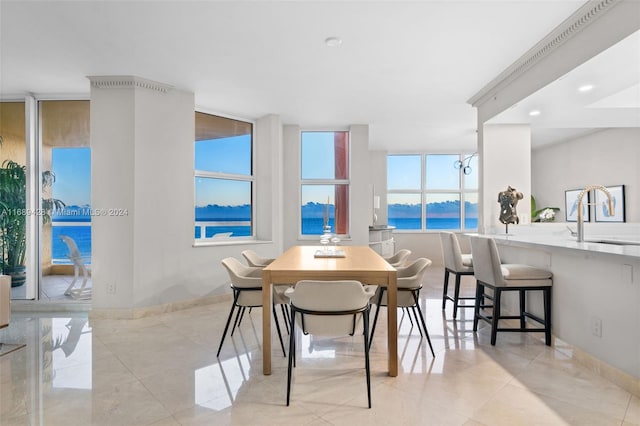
[
  {"x1": 578, "y1": 84, "x2": 594, "y2": 92},
  {"x1": 529, "y1": 110, "x2": 541, "y2": 116},
  {"x1": 325, "y1": 37, "x2": 342, "y2": 47}
]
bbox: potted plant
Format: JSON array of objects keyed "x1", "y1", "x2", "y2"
[
  {"x1": 0, "y1": 136, "x2": 64, "y2": 287},
  {"x1": 531, "y1": 195, "x2": 560, "y2": 223}
]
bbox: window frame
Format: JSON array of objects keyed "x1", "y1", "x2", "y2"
[
  {"x1": 387, "y1": 152, "x2": 478, "y2": 232},
  {"x1": 298, "y1": 129, "x2": 351, "y2": 240},
  {"x1": 193, "y1": 110, "x2": 256, "y2": 243}
]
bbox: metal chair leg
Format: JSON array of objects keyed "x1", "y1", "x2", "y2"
[{"x1": 216, "y1": 292, "x2": 240, "y2": 357}]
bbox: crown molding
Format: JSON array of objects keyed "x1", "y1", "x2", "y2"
[
  {"x1": 467, "y1": 0, "x2": 621, "y2": 107},
  {"x1": 87, "y1": 76, "x2": 173, "y2": 93}
]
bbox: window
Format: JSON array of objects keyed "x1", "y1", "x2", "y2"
[
  {"x1": 194, "y1": 112, "x2": 254, "y2": 240},
  {"x1": 387, "y1": 153, "x2": 478, "y2": 231},
  {"x1": 300, "y1": 131, "x2": 349, "y2": 236}
]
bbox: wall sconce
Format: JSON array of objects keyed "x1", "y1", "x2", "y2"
[{"x1": 453, "y1": 152, "x2": 477, "y2": 175}]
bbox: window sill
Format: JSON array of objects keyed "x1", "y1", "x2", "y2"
[{"x1": 192, "y1": 239, "x2": 273, "y2": 248}]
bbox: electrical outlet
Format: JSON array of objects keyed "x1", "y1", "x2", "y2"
[
  {"x1": 106, "y1": 282, "x2": 116, "y2": 295},
  {"x1": 590, "y1": 316, "x2": 602, "y2": 337}
]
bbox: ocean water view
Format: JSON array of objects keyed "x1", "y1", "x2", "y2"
[
  {"x1": 194, "y1": 217, "x2": 478, "y2": 238},
  {"x1": 52, "y1": 217, "x2": 477, "y2": 262},
  {"x1": 51, "y1": 224, "x2": 92, "y2": 264}
]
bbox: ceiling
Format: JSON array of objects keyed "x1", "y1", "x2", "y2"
[
  {"x1": 2, "y1": 0, "x2": 622, "y2": 152},
  {"x1": 488, "y1": 29, "x2": 640, "y2": 148}
]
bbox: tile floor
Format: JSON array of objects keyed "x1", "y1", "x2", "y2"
[
  {"x1": 1, "y1": 267, "x2": 638, "y2": 426},
  {"x1": 10, "y1": 275, "x2": 92, "y2": 301}
]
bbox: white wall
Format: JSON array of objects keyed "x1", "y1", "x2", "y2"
[
  {"x1": 480, "y1": 124, "x2": 532, "y2": 234},
  {"x1": 532, "y1": 128, "x2": 640, "y2": 223}
]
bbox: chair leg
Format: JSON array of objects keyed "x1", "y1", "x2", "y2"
[
  {"x1": 216, "y1": 292, "x2": 240, "y2": 357},
  {"x1": 413, "y1": 292, "x2": 435, "y2": 357},
  {"x1": 273, "y1": 304, "x2": 287, "y2": 357},
  {"x1": 286, "y1": 309, "x2": 296, "y2": 406},
  {"x1": 490, "y1": 288, "x2": 502, "y2": 345},
  {"x1": 369, "y1": 288, "x2": 385, "y2": 349},
  {"x1": 453, "y1": 273, "x2": 462, "y2": 319},
  {"x1": 544, "y1": 287, "x2": 552, "y2": 346},
  {"x1": 519, "y1": 290, "x2": 526, "y2": 329},
  {"x1": 231, "y1": 306, "x2": 244, "y2": 336},
  {"x1": 410, "y1": 306, "x2": 424, "y2": 337},
  {"x1": 442, "y1": 269, "x2": 450, "y2": 309},
  {"x1": 405, "y1": 307, "x2": 415, "y2": 327},
  {"x1": 473, "y1": 281, "x2": 483, "y2": 332},
  {"x1": 281, "y1": 304, "x2": 290, "y2": 334},
  {"x1": 363, "y1": 309, "x2": 372, "y2": 408}
]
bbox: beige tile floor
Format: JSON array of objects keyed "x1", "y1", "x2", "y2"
[
  {"x1": 1, "y1": 267, "x2": 638, "y2": 425},
  {"x1": 10, "y1": 275, "x2": 92, "y2": 301}
]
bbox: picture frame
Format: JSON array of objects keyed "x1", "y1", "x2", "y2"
[
  {"x1": 565, "y1": 189, "x2": 589, "y2": 222},
  {"x1": 594, "y1": 185, "x2": 625, "y2": 222}
]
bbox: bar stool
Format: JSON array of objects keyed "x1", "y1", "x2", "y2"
[
  {"x1": 440, "y1": 232, "x2": 475, "y2": 319},
  {"x1": 469, "y1": 235, "x2": 552, "y2": 346}
]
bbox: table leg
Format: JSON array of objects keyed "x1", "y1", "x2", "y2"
[
  {"x1": 262, "y1": 270, "x2": 272, "y2": 375},
  {"x1": 386, "y1": 271, "x2": 398, "y2": 376}
]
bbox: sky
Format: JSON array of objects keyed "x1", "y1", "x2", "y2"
[{"x1": 51, "y1": 147, "x2": 91, "y2": 206}]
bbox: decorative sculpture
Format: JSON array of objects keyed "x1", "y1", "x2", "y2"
[{"x1": 498, "y1": 186, "x2": 523, "y2": 233}]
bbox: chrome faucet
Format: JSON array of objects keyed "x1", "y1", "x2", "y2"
[{"x1": 576, "y1": 185, "x2": 614, "y2": 242}]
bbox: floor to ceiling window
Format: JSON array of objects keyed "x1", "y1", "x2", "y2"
[{"x1": 41, "y1": 100, "x2": 91, "y2": 301}]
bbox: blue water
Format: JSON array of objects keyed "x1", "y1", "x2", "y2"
[
  {"x1": 53, "y1": 217, "x2": 477, "y2": 263},
  {"x1": 52, "y1": 225, "x2": 92, "y2": 264},
  {"x1": 389, "y1": 217, "x2": 478, "y2": 230}
]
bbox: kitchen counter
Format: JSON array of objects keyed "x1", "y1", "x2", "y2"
[{"x1": 475, "y1": 224, "x2": 640, "y2": 387}]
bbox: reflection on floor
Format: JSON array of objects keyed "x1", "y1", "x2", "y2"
[
  {"x1": 1, "y1": 267, "x2": 638, "y2": 425},
  {"x1": 9, "y1": 275, "x2": 92, "y2": 301}
]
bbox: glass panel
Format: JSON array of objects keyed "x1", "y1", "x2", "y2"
[
  {"x1": 301, "y1": 131, "x2": 349, "y2": 180},
  {"x1": 425, "y1": 154, "x2": 459, "y2": 190},
  {"x1": 301, "y1": 184, "x2": 349, "y2": 235},
  {"x1": 195, "y1": 177, "x2": 252, "y2": 238},
  {"x1": 51, "y1": 148, "x2": 92, "y2": 264},
  {"x1": 0, "y1": 102, "x2": 28, "y2": 297},
  {"x1": 387, "y1": 193, "x2": 421, "y2": 230},
  {"x1": 464, "y1": 192, "x2": 478, "y2": 229},
  {"x1": 194, "y1": 135, "x2": 251, "y2": 175},
  {"x1": 464, "y1": 154, "x2": 479, "y2": 190},
  {"x1": 387, "y1": 155, "x2": 421, "y2": 190},
  {"x1": 41, "y1": 100, "x2": 91, "y2": 302},
  {"x1": 426, "y1": 193, "x2": 460, "y2": 230}
]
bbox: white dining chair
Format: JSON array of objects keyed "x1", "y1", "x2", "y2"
[
  {"x1": 217, "y1": 257, "x2": 288, "y2": 358},
  {"x1": 285, "y1": 280, "x2": 377, "y2": 408},
  {"x1": 369, "y1": 258, "x2": 435, "y2": 357}
]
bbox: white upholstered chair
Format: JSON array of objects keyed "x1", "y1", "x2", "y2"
[
  {"x1": 469, "y1": 235, "x2": 552, "y2": 346},
  {"x1": 217, "y1": 257, "x2": 288, "y2": 358},
  {"x1": 383, "y1": 249, "x2": 411, "y2": 267},
  {"x1": 60, "y1": 235, "x2": 92, "y2": 299},
  {"x1": 241, "y1": 249, "x2": 274, "y2": 267},
  {"x1": 369, "y1": 258, "x2": 435, "y2": 357},
  {"x1": 285, "y1": 280, "x2": 377, "y2": 408},
  {"x1": 440, "y1": 232, "x2": 475, "y2": 319}
]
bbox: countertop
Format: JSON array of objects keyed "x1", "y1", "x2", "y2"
[{"x1": 489, "y1": 232, "x2": 640, "y2": 260}]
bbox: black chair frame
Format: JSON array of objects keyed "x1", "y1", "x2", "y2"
[
  {"x1": 473, "y1": 280, "x2": 552, "y2": 346},
  {"x1": 216, "y1": 285, "x2": 287, "y2": 358},
  {"x1": 287, "y1": 304, "x2": 372, "y2": 408},
  {"x1": 369, "y1": 287, "x2": 435, "y2": 357},
  {"x1": 442, "y1": 268, "x2": 476, "y2": 319}
]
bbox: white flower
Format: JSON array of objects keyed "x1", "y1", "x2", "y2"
[{"x1": 540, "y1": 208, "x2": 555, "y2": 221}]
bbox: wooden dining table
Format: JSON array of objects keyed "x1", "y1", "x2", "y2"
[{"x1": 261, "y1": 245, "x2": 398, "y2": 376}]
